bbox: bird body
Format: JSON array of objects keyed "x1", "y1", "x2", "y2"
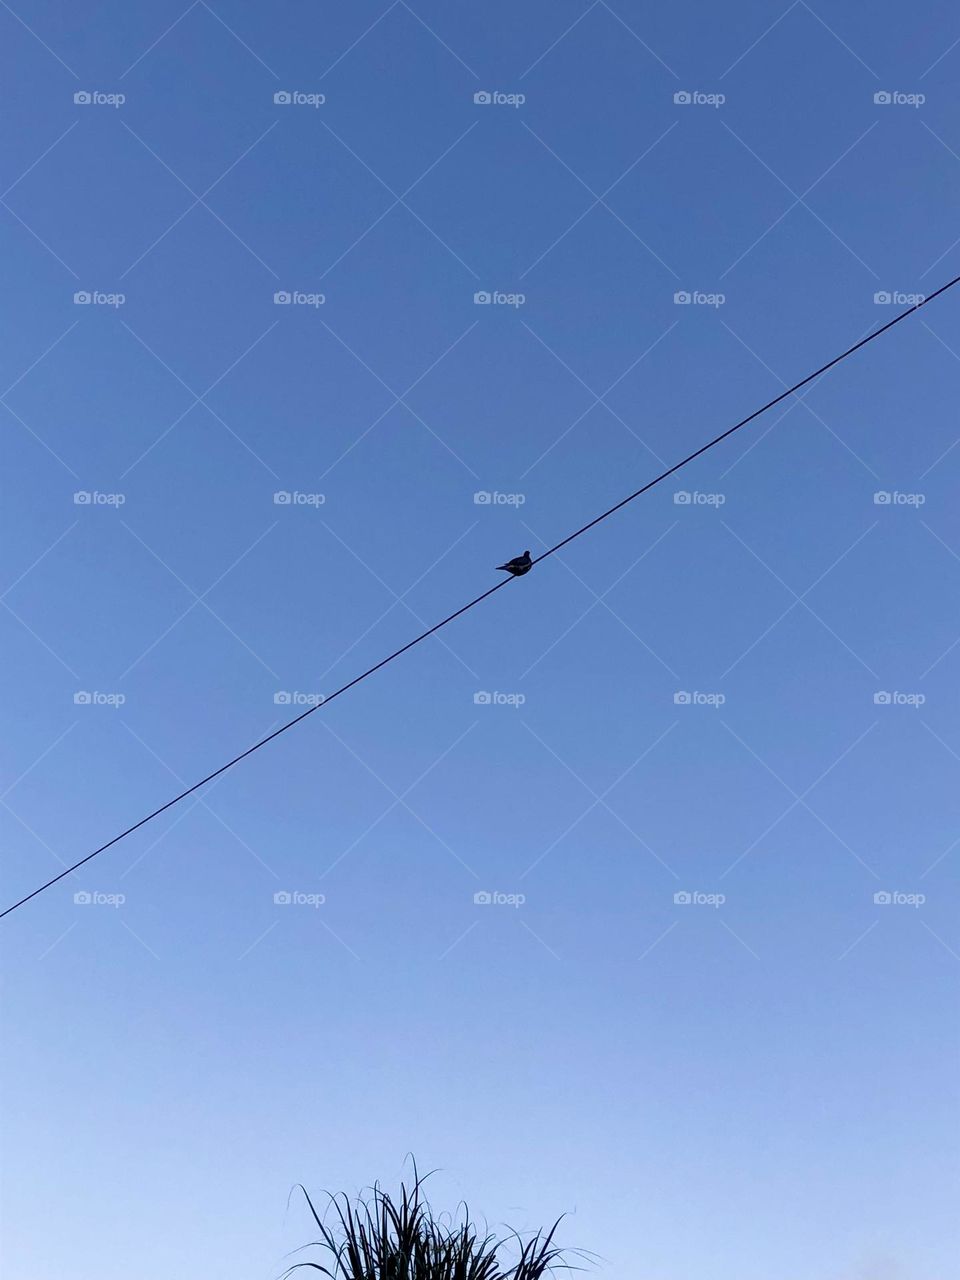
[{"x1": 496, "y1": 550, "x2": 532, "y2": 576}]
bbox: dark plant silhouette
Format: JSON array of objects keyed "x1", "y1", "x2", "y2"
[{"x1": 284, "y1": 1167, "x2": 578, "y2": 1280}]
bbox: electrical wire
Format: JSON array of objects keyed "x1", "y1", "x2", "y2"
[{"x1": 3, "y1": 276, "x2": 958, "y2": 920}]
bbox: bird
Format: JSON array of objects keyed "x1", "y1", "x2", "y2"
[{"x1": 496, "y1": 550, "x2": 532, "y2": 576}]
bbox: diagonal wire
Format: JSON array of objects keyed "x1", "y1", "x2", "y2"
[{"x1": 2, "y1": 277, "x2": 958, "y2": 920}]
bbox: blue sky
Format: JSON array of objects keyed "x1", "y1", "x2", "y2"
[{"x1": 1, "y1": 1, "x2": 959, "y2": 1277}]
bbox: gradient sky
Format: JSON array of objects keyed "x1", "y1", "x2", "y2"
[{"x1": 1, "y1": 2, "x2": 959, "y2": 1278}]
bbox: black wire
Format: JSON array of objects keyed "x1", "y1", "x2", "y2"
[
  {"x1": 3, "y1": 277, "x2": 958, "y2": 920},
  {"x1": 534, "y1": 275, "x2": 960, "y2": 562}
]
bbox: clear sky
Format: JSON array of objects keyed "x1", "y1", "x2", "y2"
[{"x1": 1, "y1": 2, "x2": 959, "y2": 1278}]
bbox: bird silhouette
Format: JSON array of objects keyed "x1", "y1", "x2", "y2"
[{"x1": 496, "y1": 550, "x2": 533, "y2": 576}]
